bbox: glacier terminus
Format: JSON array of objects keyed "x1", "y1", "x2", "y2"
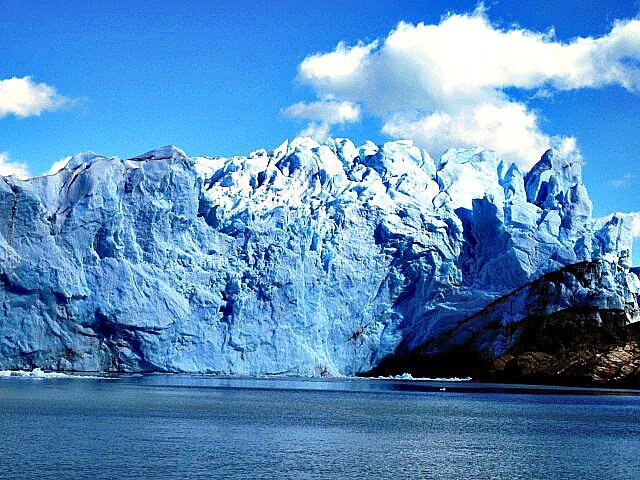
[{"x1": 0, "y1": 137, "x2": 638, "y2": 381}]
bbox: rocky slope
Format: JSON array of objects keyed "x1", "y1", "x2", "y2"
[
  {"x1": 0, "y1": 137, "x2": 637, "y2": 380},
  {"x1": 371, "y1": 259, "x2": 640, "y2": 386}
]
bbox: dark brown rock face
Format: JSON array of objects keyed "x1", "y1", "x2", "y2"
[{"x1": 490, "y1": 341, "x2": 640, "y2": 388}]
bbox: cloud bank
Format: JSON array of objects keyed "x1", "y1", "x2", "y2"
[
  {"x1": 46, "y1": 156, "x2": 72, "y2": 176},
  {"x1": 288, "y1": 9, "x2": 640, "y2": 168},
  {"x1": 283, "y1": 100, "x2": 361, "y2": 141},
  {"x1": 0, "y1": 152, "x2": 29, "y2": 179},
  {"x1": 0, "y1": 76, "x2": 71, "y2": 118}
]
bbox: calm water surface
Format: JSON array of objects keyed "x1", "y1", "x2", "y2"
[{"x1": 0, "y1": 375, "x2": 638, "y2": 479}]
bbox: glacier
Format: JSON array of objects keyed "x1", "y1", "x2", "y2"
[{"x1": 0, "y1": 137, "x2": 637, "y2": 376}]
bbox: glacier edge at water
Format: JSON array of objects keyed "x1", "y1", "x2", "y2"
[{"x1": 0, "y1": 137, "x2": 637, "y2": 376}]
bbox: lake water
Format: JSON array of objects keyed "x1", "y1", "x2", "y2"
[{"x1": 0, "y1": 374, "x2": 638, "y2": 479}]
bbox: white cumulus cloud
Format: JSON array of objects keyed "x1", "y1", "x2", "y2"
[
  {"x1": 381, "y1": 102, "x2": 576, "y2": 169},
  {"x1": 0, "y1": 76, "x2": 72, "y2": 118},
  {"x1": 299, "y1": 122, "x2": 331, "y2": 141},
  {"x1": 284, "y1": 100, "x2": 361, "y2": 141},
  {"x1": 288, "y1": 9, "x2": 640, "y2": 168},
  {"x1": 45, "y1": 156, "x2": 72, "y2": 176},
  {"x1": 0, "y1": 152, "x2": 29, "y2": 179},
  {"x1": 284, "y1": 100, "x2": 361, "y2": 124},
  {"x1": 300, "y1": 42, "x2": 378, "y2": 84}
]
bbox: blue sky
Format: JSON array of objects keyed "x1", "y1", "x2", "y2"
[{"x1": 1, "y1": 0, "x2": 639, "y2": 262}]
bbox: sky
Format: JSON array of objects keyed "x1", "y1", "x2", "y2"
[{"x1": 1, "y1": 0, "x2": 639, "y2": 263}]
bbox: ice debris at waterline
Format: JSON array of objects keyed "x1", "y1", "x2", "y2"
[
  {"x1": 374, "y1": 374, "x2": 472, "y2": 382},
  {"x1": 0, "y1": 137, "x2": 637, "y2": 377},
  {"x1": 0, "y1": 368, "x2": 114, "y2": 379}
]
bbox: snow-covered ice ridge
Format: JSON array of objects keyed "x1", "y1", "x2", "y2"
[{"x1": 0, "y1": 137, "x2": 637, "y2": 375}]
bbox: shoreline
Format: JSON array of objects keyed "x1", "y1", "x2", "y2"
[{"x1": 2, "y1": 368, "x2": 639, "y2": 396}]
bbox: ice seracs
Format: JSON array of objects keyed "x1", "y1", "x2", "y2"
[{"x1": 0, "y1": 137, "x2": 637, "y2": 375}]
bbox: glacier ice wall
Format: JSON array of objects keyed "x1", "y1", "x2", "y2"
[{"x1": 0, "y1": 137, "x2": 636, "y2": 374}]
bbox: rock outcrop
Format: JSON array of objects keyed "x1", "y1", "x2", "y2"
[
  {"x1": 372, "y1": 260, "x2": 640, "y2": 386},
  {"x1": 487, "y1": 341, "x2": 640, "y2": 388},
  {"x1": 0, "y1": 137, "x2": 637, "y2": 379}
]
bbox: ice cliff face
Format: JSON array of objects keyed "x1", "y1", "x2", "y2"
[{"x1": 0, "y1": 137, "x2": 637, "y2": 375}]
